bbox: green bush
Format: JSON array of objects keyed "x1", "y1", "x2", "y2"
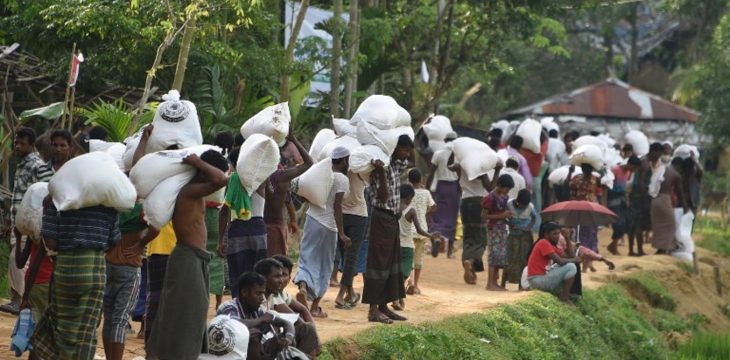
[{"x1": 674, "y1": 333, "x2": 730, "y2": 360}]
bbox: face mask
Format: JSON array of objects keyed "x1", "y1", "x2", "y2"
[{"x1": 661, "y1": 155, "x2": 671, "y2": 163}]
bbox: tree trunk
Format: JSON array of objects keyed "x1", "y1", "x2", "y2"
[
  {"x1": 330, "y1": 0, "x2": 343, "y2": 117},
  {"x1": 280, "y1": 0, "x2": 310, "y2": 102},
  {"x1": 172, "y1": 14, "x2": 197, "y2": 91},
  {"x1": 343, "y1": 0, "x2": 360, "y2": 117},
  {"x1": 628, "y1": 2, "x2": 639, "y2": 84}
]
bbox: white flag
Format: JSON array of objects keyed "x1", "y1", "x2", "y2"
[{"x1": 421, "y1": 60, "x2": 430, "y2": 84}]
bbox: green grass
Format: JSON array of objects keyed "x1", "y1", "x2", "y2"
[
  {"x1": 321, "y1": 285, "x2": 673, "y2": 360},
  {"x1": 695, "y1": 223, "x2": 730, "y2": 257},
  {"x1": 674, "y1": 333, "x2": 730, "y2": 359},
  {"x1": 0, "y1": 241, "x2": 9, "y2": 299}
]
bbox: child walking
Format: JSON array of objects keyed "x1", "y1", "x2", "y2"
[
  {"x1": 505, "y1": 189, "x2": 536, "y2": 289},
  {"x1": 393, "y1": 184, "x2": 441, "y2": 310},
  {"x1": 406, "y1": 169, "x2": 436, "y2": 295},
  {"x1": 481, "y1": 174, "x2": 515, "y2": 291}
]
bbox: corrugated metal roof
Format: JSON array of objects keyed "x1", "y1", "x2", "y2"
[{"x1": 504, "y1": 77, "x2": 700, "y2": 123}]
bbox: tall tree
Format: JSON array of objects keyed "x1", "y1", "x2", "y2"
[
  {"x1": 343, "y1": 0, "x2": 360, "y2": 117},
  {"x1": 329, "y1": 0, "x2": 344, "y2": 117},
  {"x1": 281, "y1": 0, "x2": 310, "y2": 102}
]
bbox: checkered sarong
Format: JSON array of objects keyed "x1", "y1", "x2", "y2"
[{"x1": 31, "y1": 249, "x2": 106, "y2": 360}]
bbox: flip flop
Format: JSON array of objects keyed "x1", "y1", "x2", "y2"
[
  {"x1": 347, "y1": 292, "x2": 361, "y2": 307},
  {"x1": 335, "y1": 301, "x2": 353, "y2": 310}
]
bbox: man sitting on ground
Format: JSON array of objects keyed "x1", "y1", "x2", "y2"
[{"x1": 526, "y1": 222, "x2": 581, "y2": 304}]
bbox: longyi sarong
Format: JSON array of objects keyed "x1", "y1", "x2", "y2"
[
  {"x1": 430, "y1": 180, "x2": 460, "y2": 241},
  {"x1": 293, "y1": 215, "x2": 338, "y2": 299},
  {"x1": 461, "y1": 196, "x2": 487, "y2": 272},
  {"x1": 31, "y1": 249, "x2": 106, "y2": 360},
  {"x1": 362, "y1": 208, "x2": 405, "y2": 305},
  {"x1": 205, "y1": 207, "x2": 225, "y2": 296},
  {"x1": 339, "y1": 214, "x2": 368, "y2": 287},
  {"x1": 505, "y1": 230, "x2": 533, "y2": 284},
  {"x1": 147, "y1": 243, "x2": 211, "y2": 360},
  {"x1": 651, "y1": 193, "x2": 677, "y2": 251},
  {"x1": 226, "y1": 217, "x2": 267, "y2": 297},
  {"x1": 487, "y1": 227, "x2": 508, "y2": 267}
]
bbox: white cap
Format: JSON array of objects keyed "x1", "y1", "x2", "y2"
[{"x1": 199, "y1": 315, "x2": 249, "y2": 360}]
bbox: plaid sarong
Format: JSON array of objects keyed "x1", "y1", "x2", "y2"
[{"x1": 31, "y1": 249, "x2": 106, "y2": 360}]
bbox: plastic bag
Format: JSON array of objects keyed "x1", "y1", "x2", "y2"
[{"x1": 146, "y1": 90, "x2": 203, "y2": 152}]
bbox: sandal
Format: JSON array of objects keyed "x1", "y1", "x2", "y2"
[
  {"x1": 368, "y1": 312, "x2": 393, "y2": 324},
  {"x1": 335, "y1": 301, "x2": 353, "y2": 310},
  {"x1": 311, "y1": 306, "x2": 328, "y2": 318},
  {"x1": 347, "y1": 292, "x2": 361, "y2": 307}
]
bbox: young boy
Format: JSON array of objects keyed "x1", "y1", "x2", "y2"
[
  {"x1": 218, "y1": 272, "x2": 306, "y2": 360},
  {"x1": 271, "y1": 255, "x2": 315, "y2": 323},
  {"x1": 406, "y1": 169, "x2": 436, "y2": 295},
  {"x1": 504, "y1": 189, "x2": 536, "y2": 289},
  {"x1": 294, "y1": 147, "x2": 350, "y2": 319},
  {"x1": 481, "y1": 174, "x2": 515, "y2": 291},
  {"x1": 393, "y1": 184, "x2": 441, "y2": 310},
  {"x1": 146, "y1": 150, "x2": 229, "y2": 360}
]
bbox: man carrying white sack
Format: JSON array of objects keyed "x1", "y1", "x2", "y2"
[
  {"x1": 426, "y1": 132, "x2": 459, "y2": 258},
  {"x1": 146, "y1": 150, "x2": 229, "y2": 360},
  {"x1": 1, "y1": 127, "x2": 52, "y2": 316},
  {"x1": 294, "y1": 147, "x2": 351, "y2": 319}
]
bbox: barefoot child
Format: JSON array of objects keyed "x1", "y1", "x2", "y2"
[
  {"x1": 406, "y1": 169, "x2": 437, "y2": 295},
  {"x1": 505, "y1": 189, "x2": 536, "y2": 289},
  {"x1": 393, "y1": 184, "x2": 441, "y2": 310},
  {"x1": 481, "y1": 174, "x2": 515, "y2": 291}
]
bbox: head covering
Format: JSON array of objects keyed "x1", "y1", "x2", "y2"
[
  {"x1": 198, "y1": 315, "x2": 250, "y2": 360},
  {"x1": 330, "y1": 146, "x2": 350, "y2": 160},
  {"x1": 445, "y1": 131, "x2": 458, "y2": 140}
]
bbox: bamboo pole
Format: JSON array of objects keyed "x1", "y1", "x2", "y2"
[{"x1": 60, "y1": 43, "x2": 76, "y2": 129}]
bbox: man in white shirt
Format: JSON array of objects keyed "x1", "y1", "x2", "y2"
[
  {"x1": 426, "y1": 132, "x2": 460, "y2": 257},
  {"x1": 502, "y1": 158, "x2": 526, "y2": 200}
]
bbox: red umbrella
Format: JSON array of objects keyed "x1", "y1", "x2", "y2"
[{"x1": 541, "y1": 200, "x2": 617, "y2": 227}]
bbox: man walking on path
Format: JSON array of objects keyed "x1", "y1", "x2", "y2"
[{"x1": 426, "y1": 132, "x2": 459, "y2": 257}]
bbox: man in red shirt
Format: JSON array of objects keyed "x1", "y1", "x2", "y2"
[{"x1": 526, "y1": 222, "x2": 580, "y2": 304}]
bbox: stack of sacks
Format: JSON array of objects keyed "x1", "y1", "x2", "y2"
[
  {"x1": 236, "y1": 134, "x2": 280, "y2": 194},
  {"x1": 122, "y1": 90, "x2": 204, "y2": 169},
  {"x1": 333, "y1": 117, "x2": 357, "y2": 137},
  {"x1": 15, "y1": 182, "x2": 49, "y2": 241},
  {"x1": 451, "y1": 137, "x2": 500, "y2": 181},
  {"x1": 569, "y1": 144, "x2": 604, "y2": 171},
  {"x1": 240, "y1": 102, "x2": 290, "y2": 147},
  {"x1": 673, "y1": 144, "x2": 700, "y2": 160},
  {"x1": 317, "y1": 136, "x2": 361, "y2": 162},
  {"x1": 421, "y1": 115, "x2": 454, "y2": 152},
  {"x1": 292, "y1": 158, "x2": 334, "y2": 208},
  {"x1": 353, "y1": 95, "x2": 414, "y2": 156},
  {"x1": 89, "y1": 140, "x2": 126, "y2": 170},
  {"x1": 515, "y1": 118, "x2": 543, "y2": 153},
  {"x1": 130, "y1": 145, "x2": 222, "y2": 229},
  {"x1": 348, "y1": 145, "x2": 390, "y2": 176},
  {"x1": 49, "y1": 152, "x2": 137, "y2": 211},
  {"x1": 625, "y1": 130, "x2": 649, "y2": 157}
]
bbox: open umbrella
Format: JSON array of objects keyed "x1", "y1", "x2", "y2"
[{"x1": 541, "y1": 200, "x2": 617, "y2": 227}]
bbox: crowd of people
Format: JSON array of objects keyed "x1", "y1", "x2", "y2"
[{"x1": 1, "y1": 106, "x2": 704, "y2": 359}]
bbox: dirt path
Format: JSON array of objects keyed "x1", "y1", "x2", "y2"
[{"x1": 0, "y1": 229, "x2": 727, "y2": 359}]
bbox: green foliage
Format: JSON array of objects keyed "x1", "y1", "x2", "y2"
[
  {"x1": 19, "y1": 102, "x2": 65, "y2": 121},
  {"x1": 78, "y1": 100, "x2": 156, "y2": 142},
  {"x1": 618, "y1": 272, "x2": 677, "y2": 311},
  {"x1": 323, "y1": 286, "x2": 672, "y2": 360},
  {"x1": 674, "y1": 332, "x2": 730, "y2": 360},
  {"x1": 695, "y1": 222, "x2": 730, "y2": 256},
  {"x1": 0, "y1": 241, "x2": 9, "y2": 300}
]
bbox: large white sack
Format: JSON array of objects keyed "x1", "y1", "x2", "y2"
[
  {"x1": 89, "y1": 139, "x2": 118, "y2": 152},
  {"x1": 597, "y1": 134, "x2": 616, "y2": 149},
  {"x1": 604, "y1": 148, "x2": 623, "y2": 168},
  {"x1": 515, "y1": 118, "x2": 542, "y2": 153},
  {"x1": 240, "y1": 102, "x2": 290, "y2": 147},
  {"x1": 573, "y1": 136, "x2": 608, "y2": 153},
  {"x1": 147, "y1": 90, "x2": 204, "y2": 153},
  {"x1": 49, "y1": 152, "x2": 137, "y2": 211},
  {"x1": 625, "y1": 130, "x2": 649, "y2": 157},
  {"x1": 356, "y1": 121, "x2": 414, "y2": 156},
  {"x1": 349, "y1": 145, "x2": 390, "y2": 175},
  {"x1": 570, "y1": 144, "x2": 604, "y2": 170},
  {"x1": 429, "y1": 139, "x2": 446, "y2": 152},
  {"x1": 422, "y1": 115, "x2": 453, "y2": 141},
  {"x1": 351, "y1": 95, "x2": 411, "y2": 130},
  {"x1": 452, "y1": 137, "x2": 500, "y2": 181},
  {"x1": 672, "y1": 209, "x2": 695, "y2": 261},
  {"x1": 237, "y1": 134, "x2": 280, "y2": 194},
  {"x1": 130, "y1": 145, "x2": 221, "y2": 199},
  {"x1": 547, "y1": 165, "x2": 601, "y2": 186},
  {"x1": 122, "y1": 130, "x2": 143, "y2": 170},
  {"x1": 292, "y1": 159, "x2": 334, "y2": 208},
  {"x1": 505, "y1": 121, "x2": 521, "y2": 144},
  {"x1": 143, "y1": 173, "x2": 194, "y2": 230},
  {"x1": 541, "y1": 117, "x2": 560, "y2": 135},
  {"x1": 333, "y1": 118, "x2": 357, "y2": 137},
  {"x1": 318, "y1": 136, "x2": 361, "y2": 162},
  {"x1": 309, "y1": 129, "x2": 337, "y2": 160},
  {"x1": 673, "y1": 144, "x2": 700, "y2": 160},
  {"x1": 15, "y1": 182, "x2": 48, "y2": 241}
]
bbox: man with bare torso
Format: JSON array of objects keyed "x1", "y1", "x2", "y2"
[{"x1": 146, "y1": 151, "x2": 229, "y2": 360}]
